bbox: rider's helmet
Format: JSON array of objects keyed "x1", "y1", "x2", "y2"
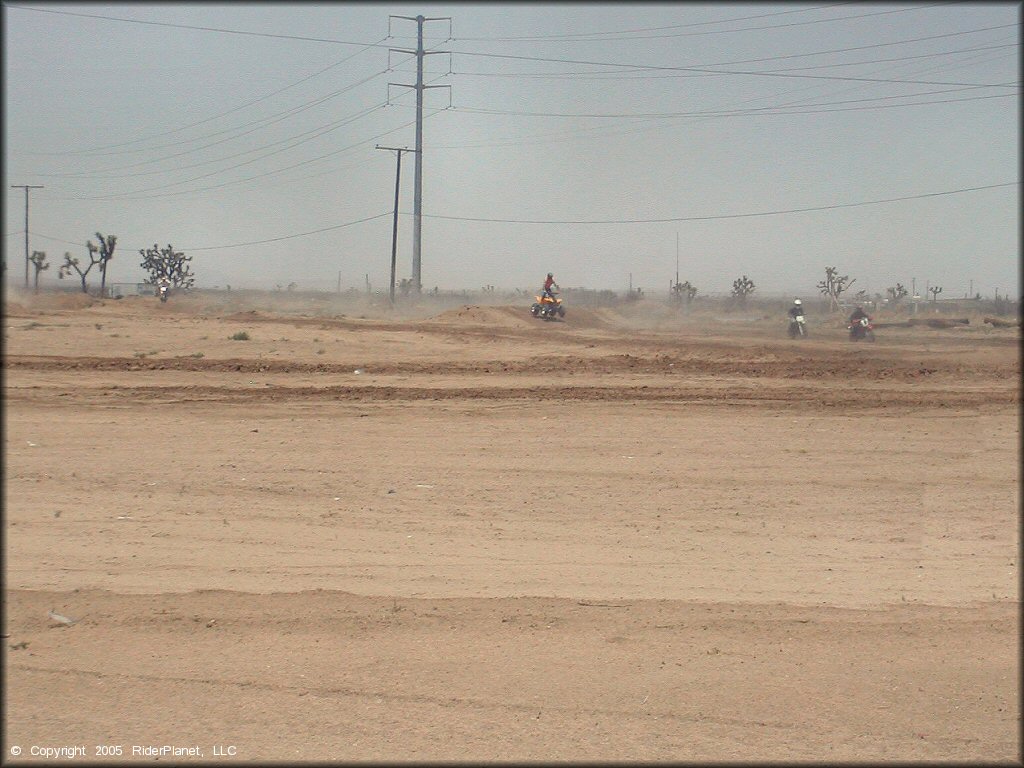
[
  {"x1": 547, "y1": 272, "x2": 553, "y2": 279},
  {"x1": 793, "y1": 299, "x2": 801, "y2": 306}
]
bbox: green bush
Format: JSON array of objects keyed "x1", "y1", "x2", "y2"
[{"x1": 230, "y1": 331, "x2": 250, "y2": 341}]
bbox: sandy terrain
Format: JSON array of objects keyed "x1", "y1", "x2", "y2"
[{"x1": 3, "y1": 290, "x2": 1019, "y2": 762}]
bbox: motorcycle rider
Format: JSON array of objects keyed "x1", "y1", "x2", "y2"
[
  {"x1": 787, "y1": 298, "x2": 806, "y2": 337},
  {"x1": 541, "y1": 272, "x2": 560, "y2": 302},
  {"x1": 849, "y1": 305, "x2": 869, "y2": 324},
  {"x1": 848, "y1": 305, "x2": 872, "y2": 340}
]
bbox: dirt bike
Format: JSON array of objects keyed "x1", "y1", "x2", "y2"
[
  {"x1": 848, "y1": 316, "x2": 875, "y2": 342},
  {"x1": 157, "y1": 284, "x2": 169, "y2": 303},
  {"x1": 787, "y1": 314, "x2": 807, "y2": 339},
  {"x1": 530, "y1": 292, "x2": 565, "y2": 320}
]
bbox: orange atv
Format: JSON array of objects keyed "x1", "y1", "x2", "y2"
[{"x1": 531, "y1": 291, "x2": 565, "y2": 320}]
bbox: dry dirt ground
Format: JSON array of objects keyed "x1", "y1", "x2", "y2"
[{"x1": 3, "y1": 290, "x2": 1020, "y2": 763}]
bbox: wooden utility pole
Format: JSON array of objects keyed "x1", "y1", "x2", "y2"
[
  {"x1": 376, "y1": 145, "x2": 418, "y2": 305},
  {"x1": 11, "y1": 185, "x2": 43, "y2": 288}
]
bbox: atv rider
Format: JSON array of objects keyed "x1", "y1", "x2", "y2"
[
  {"x1": 788, "y1": 299, "x2": 804, "y2": 319},
  {"x1": 541, "y1": 272, "x2": 560, "y2": 302}
]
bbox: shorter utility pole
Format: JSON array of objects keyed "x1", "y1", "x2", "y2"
[
  {"x1": 11, "y1": 184, "x2": 43, "y2": 288},
  {"x1": 376, "y1": 145, "x2": 418, "y2": 305}
]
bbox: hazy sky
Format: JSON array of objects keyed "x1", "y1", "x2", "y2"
[{"x1": 3, "y1": 2, "x2": 1020, "y2": 296}]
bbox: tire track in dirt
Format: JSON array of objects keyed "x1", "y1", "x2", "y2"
[
  {"x1": 5, "y1": 353, "x2": 1015, "y2": 380},
  {"x1": 8, "y1": 663, "x2": 807, "y2": 731},
  {"x1": 8, "y1": 381, "x2": 1015, "y2": 410}
]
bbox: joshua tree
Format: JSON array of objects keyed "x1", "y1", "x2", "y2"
[
  {"x1": 95, "y1": 232, "x2": 117, "y2": 297},
  {"x1": 671, "y1": 280, "x2": 698, "y2": 305},
  {"x1": 817, "y1": 266, "x2": 855, "y2": 311},
  {"x1": 29, "y1": 250, "x2": 49, "y2": 293},
  {"x1": 887, "y1": 283, "x2": 908, "y2": 303},
  {"x1": 58, "y1": 241, "x2": 102, "y2": 293},
  {"x1": 929, "y1": 285, "x2": 943, "y2": 302},
  {"x1": 731, "y1": 275, "x2": 756, "y2": 305},
  {"x1": 138, "y1": 243, "x2": 195, "y2": 290}
]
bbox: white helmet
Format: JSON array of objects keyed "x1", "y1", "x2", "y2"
[{"x1": 793, "y1": 299, "x2": 802, "y2": 305}]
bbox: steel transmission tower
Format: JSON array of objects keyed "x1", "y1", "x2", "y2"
[{"x1": 388, "y1": 14, "x2": 451, "y2": 294}]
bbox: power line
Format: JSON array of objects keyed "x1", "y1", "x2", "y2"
[
  {"x1": 4, "y1": 4, "x2": 395, "y2": 47},
  {"x1": 184, "y1": 212, "x2": 392, "y2": 251},
  {"x1": 3, "y1": 1, "x2": 859, "y2": 46},
  {"x1": 35, "y1": 66, "x2": 448, "y2": 189},
  {"x1": 435, "y1": 35, "x2": 1017, "y2": 151},
  {"x1": 27, "y1": 183, "x2": 1015, "y2": 256},
  {"x1": 454, "y1": 41, "x2": 1018, "y2": 80},
  {"x1": 16, "y1": 39, "x2": 391, "y2": 157},
  {"x1": 730, "y1": 43, "x2": 1018, "y2": 75},
  {"x1": 453, "y1": 2, "x2": 955, "y2": 42},
  {"x1": 431, "y1": 86, "x2": 1011, "y2": 150},
  {"x1": 25, "y1": 233, "x2": 89, "y2": 248},
  {"x1": 453, "y1": 3, "x2": 855, "y2": 40},
  {"x1": 9, "y1": 3, "x2": 1012, "y2": 87},
  {"x1": 9, "y1": 1, "x2": 1014, "y2": 92},
  {"x1": 56, "y1": 103, "x2": 390, "y2": 197},
  {"x1": 451, "y1": 90, "x2": 1018, "y2": 120},
  {"x1": 28, "y1": 211, "x2": 392, "y2": 253},
  {"x1": 49, "y1": 110, "x2": 447, "y2": 201},
  {"x1": 446, "y1": 47, "x2": 1019, "y2": 89},
  {"x1": 41, "y1": 75, "x2": 392, "y2": 179},
  {"x1": 418, "y1": 182, "x2": 1018, "y2": 224}
]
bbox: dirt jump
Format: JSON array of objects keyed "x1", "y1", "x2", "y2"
[{"x1": 4, "y1": 290, "x2": 1019, "y2": 762}]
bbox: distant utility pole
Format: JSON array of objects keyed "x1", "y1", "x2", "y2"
[
  {"x1": 11, "y1": 184, "x2": 43, "y2": 288},
  {"x1": 388, "y1": 14, "x2": 451, "y2": 294},
  {"x1": 376, "y1": 145, "x2": 418, "y2": 305}
]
